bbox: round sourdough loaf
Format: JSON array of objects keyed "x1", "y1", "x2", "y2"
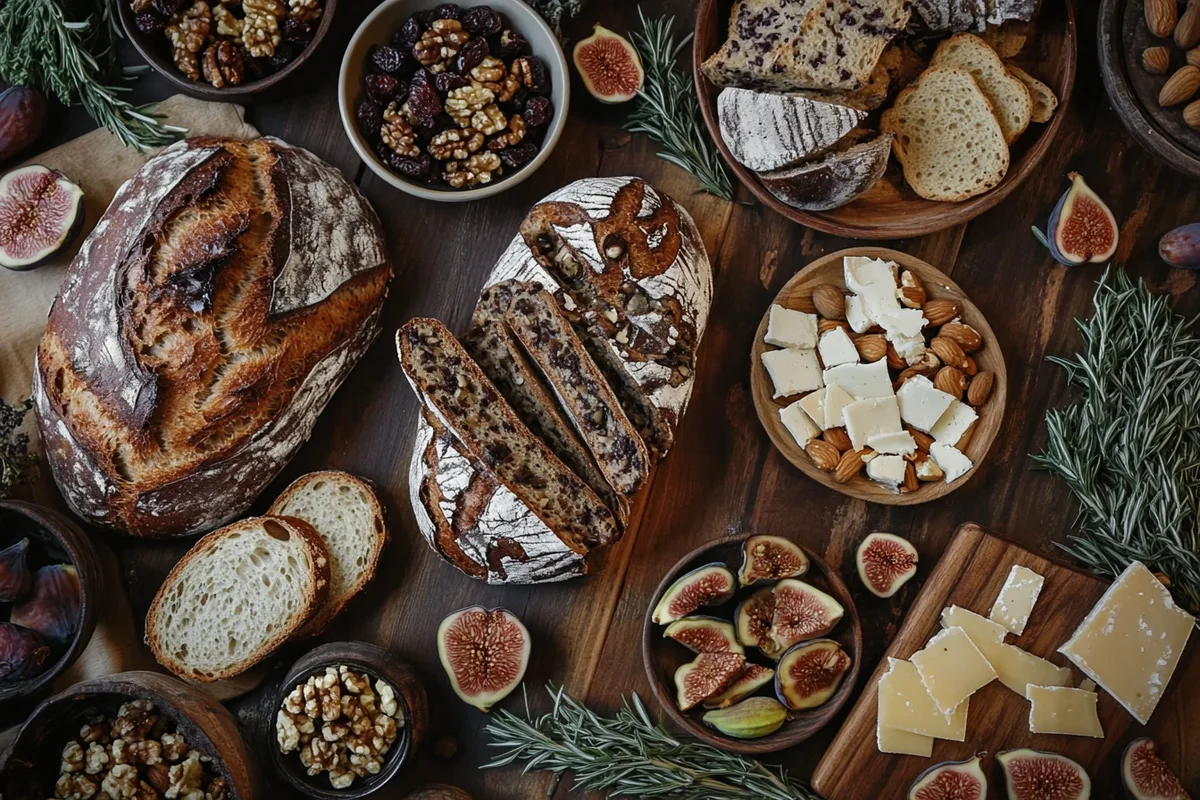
[{"x1": 33, "y1": 137, "x2": 391, "y2": 538}]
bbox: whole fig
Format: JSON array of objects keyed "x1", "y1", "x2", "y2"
[
  {"x1": 1159, "y1": 223, "x2": 1200, "y2": 269},
  {"x1": 0, "y1": 621, "x2": 50, "y2": 680},
  {"x1": 10, "y1": 564, "x2": 80, "y2": 645},
  {"x1": 0, "y1": 86, "x2": 47, "y2": 162},
  {"x1": 0, "y1": 538, "x2": 32, "y2": 602}
]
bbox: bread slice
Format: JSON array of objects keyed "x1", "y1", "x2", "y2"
[
  {"x1": 145, "y1": 516, "x2": 331, "y2": 682},
  {"x1": 1006, "y1": 64, "x2": 1058, "y2": 123},
  {"x1": 881, "y1": 67, "x2": 1010, "y2": 202},
  {"x1": 268, "y1": 471, "x2": 387, "y2": 637},
  {"x1": 757, "y1": 133, "x2": 893, "y2": 211},
  {"x1": 929, "y1": 33, "x2": 1032, "y2": 143}
]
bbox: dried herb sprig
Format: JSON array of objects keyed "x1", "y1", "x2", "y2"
[
  {"x1": 484, "y1": 684, "x2": 817, "y2": 799},
  {"x1": 1033, "y1": 269, "x2": 1200, "y2": 611},
  {"x1": 0, "y1": 398, "x2": 37, "y2": 498},
  {"x1": 523, "y1": 0, "x2": 586, "y2": 39},
  {"x1": 625, "y1": 9, "x2": 733, "y2": 201}
]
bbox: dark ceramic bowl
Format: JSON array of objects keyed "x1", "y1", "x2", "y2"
[{"x1": 0, "y1": 500, "x2": 101, "y2": 703}]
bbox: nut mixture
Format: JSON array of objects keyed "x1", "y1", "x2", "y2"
[
  {"x1": 53, "y1": 700, "x2": 226, "y2": 800},
  {"x1": 1141, "y1": 0, "x2": 1200, "y2": 127},
  {"x1": 276, "y1": 665, "x2": 406, "y2": 790},
  {"x1": 354, "y1": 3, "x2": 554, "y2": 189},
  {"x1": 130, "y1": 0, "x2": 323, "y2": 88}
]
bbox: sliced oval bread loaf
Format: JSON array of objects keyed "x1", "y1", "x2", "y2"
[
  {"x1": 880, "y1": 67, "x2": 1010, "y2": 202},
  {"x1": 145, "y1": 516, "x2": 331, "y2": 682},
  {"x1": 929, "y1": 33, "x2": 1032, "y2": 143},
  {"x1": 1006, "y1": 64, "x2": 1057, "y2": 123},
  {"x1": 268, "y1": 471, "x2": 387, "y2": 638}
]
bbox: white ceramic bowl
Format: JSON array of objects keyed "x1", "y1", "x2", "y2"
[{"x1": 339, "y1": 0, "x2": 569, "y2": 202}]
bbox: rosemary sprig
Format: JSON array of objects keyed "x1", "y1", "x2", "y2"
[
  {"x1": 0, "y1": 0, "x2": 184, "y2": 150},
  {"x1": 1033, "y1": 269, "x2": 1200, "y2": 611},
  {"x1": 484, "y1": 684, "x2": 817, "y2": 799},
  {"x1": 523, "y1": 0, "x2": 586, "y2": 40},
  {"x1": 625, "y1": 9, "x2": 733, "y2": 201},
  {"x1": 0, "y1": 398, "x2": 37, "y2": 498}
]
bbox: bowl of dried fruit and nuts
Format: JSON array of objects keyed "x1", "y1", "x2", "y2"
[
  {"x1": 750, "y1": 248, "x2": 1008, "y2": 506},
  {"x1": 118, "y1": 0, "x2": 336, "y2": 97},
  {"x1": 338, "y1": 0, "x2": 569, "y2": 200}
]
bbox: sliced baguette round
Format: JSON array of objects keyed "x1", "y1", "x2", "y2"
[
  {"x1": 929, "y1": 33, "x2": 1032, "y2": 143},
  {"x1": 269, "y1": 471, "x2": 388, "y2": 638},
  {"x1": 145, "y1": 516, "x2": 331, "y2": 682}
]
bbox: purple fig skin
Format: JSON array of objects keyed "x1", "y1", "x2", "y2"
[
  {"x1": 0, "y1": 538, "x2": 32, "y2": 602},
  {"x1": 0, "y1": 86, "x2": 47, "y2": 162},
  {"x1": 10, "y1": 564, "x2": 80, "y2": 645},
  {"x1": 1159, "y1": 224, "x2": 1200, "y2": 270},
  {"x1": 1041, "y1": 188, "x2": 1083, "y2": 265},
  {"x1": 0, "y1": 621, "x2": 50, "y2": 681}
]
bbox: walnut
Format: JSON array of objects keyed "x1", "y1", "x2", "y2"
[
  {"x1": 100, "y1": 764, "x2": 141, "y2": 799},
  {"x1": 282, "y1": 685, "x2": 305, "y2": 716},
  {"x1": 276, "y1": 710, "x2": 301, "y2": 753},
  {"x1": 202, "y1": 40, "x2": 244, "y2": 88},
  {"x1": 164, "y1": 2, "x2": 211, "y2": 81},
  {"x1": 211, "y1": 4, "x2": 243, "y2": 37},
  {"x1": 112, "y1": 701, "x2": 158, "y2": 743},
  {"x1": 205, "y1": 777, "x2": 228, "y2": 800},
  {"x1": 113, "y1": 738, "x2": 164, "y2": 767},
  {"x1": 376, "y1": 680, "x2": 398, "y2": 718},
  {"x1": 305, "y1": 737, "x2": 341, "y2": 775},
  {"x1": 287, "y1": 0, "x2": 321, "y2": 20},
  {"x1": 381, "y1": 102, "x2": 420, "y2": 158},
  {"x1": 55, "y1": 773, "x2": 98, "y2": 800},
  {"x1": 329, "y1": 769, "x2": 356, "y2": 790},
  {"x1": 429, "y1": 128, "x2": 483, "y2": 161},
  {"x1": 159, "y1": 733, "x2": 189, "y2": 763},
  {"x1": 347, "y1": 749, "x2": 383, "y2": 778},
  {"x1": 84, "y1": 742, "x2": 110, "y2": 775},
  {"x1": 469, "y1": 56, "x2": 506, "y2": 84},
  {"x1": 339, "y1": 666, "x2": 371, "y2": 695},
  {"x1": 80, "y1": 717, "x2": 108, "y2": 745},
  {"x1": 242, "y1": 0, "x2": 283, "y2": 57},
  {"x1": 472, "y1": 104, "x2": 507, "y2": 136},
  {"x1": 445, "y1": 153, "x2": 501, "y2": 188},
  {"x1": 321, "y1": 719, "x2": 350, "y2": 742},
  {"x1": 61, "y1": 741, "x2": 85, "y2": 774},
  {"x1": 488, "y1": 114, "x2": 526, "y2": 150},
  {"x1": 166, "y1": 752, "x2": 204, "y2": 799},
  {"x1": 446, "y1": 84, "x2": 494, "y2": 127},
  {"x1": 413, "y1": 18, "x2": 469, "y2": 66},
  {"x1": 511, "y1": 56, "x2": 542, "y2": 88}
]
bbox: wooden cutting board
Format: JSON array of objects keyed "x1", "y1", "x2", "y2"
[{"x1": 812, "y1": 523, "x2": 1184, "y2": 798}]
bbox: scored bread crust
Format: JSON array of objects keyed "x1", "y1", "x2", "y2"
[
  {"x1": 145, "y1": 516, "x2": 332, "y2": 682},
  {"x1": 268, "y1": 471, "x2": 387, "y2": 638}
]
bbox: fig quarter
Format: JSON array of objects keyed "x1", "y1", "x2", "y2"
[
  {"x1": 0, "y1": 537, "x2": 32, "y2": 602},
  {"x1": 10, "y1": 564, "x2": 80, "y2": 645}
]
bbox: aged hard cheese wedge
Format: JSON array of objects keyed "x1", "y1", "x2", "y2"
[
  {"x1": 877, "y1": 713, "x2": 934, "y2": 757},
  {"x1": 877, "y1": 657, "x2": 969, "y2": 741},
  {"x1": 941, "y1": 605, "x2": 1072, "y2": 698},
  {"x1": 990, "y1": 564, "x2": 1045, "y2": 635},
  {"x1": 1058, "y1": 561, "x2": 1195, "y2": 725},
  {"x1": 1026, "y1": 684, "x2": 1104, "y2": 737},
  {"x1": 911, "y1": 626, "x2": 997, "y2": 715}
]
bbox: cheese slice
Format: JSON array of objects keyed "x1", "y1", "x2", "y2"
[
  {"x1": 877, "y1": 658, "x2": 968, "y2": 741},
  {"x1": 941, "y1": 605, "x2": 1072, "y2": 698},
  {"x1": 843, "y1": 395, "x2": 903, "y2": 450},
  {"x1": 818, "y1": 327, "x2": 859, "y2": 368},
  {"x1": 845, "y1": 294, "x2": 874, "y2": 334},
  {"x1": 990, "y1": 565, "x2": 1045, "y2": 635},
  {"x1": 1027, "y1": 685, "x2": 1104, "y2": 738},
  {"x1": 929, "y1": 442, "x2": 972, "y2": 483},
  {"x1": 876, "y1": 714, "x2": 934, "y2": 757},
  {"x1": 823, "y1": 382, "x2": 855, "y2": 430},
  {"x1": 911, "y1": 626, "x2": 997, "y2": 715},
  {"x1": 823, "y1": 359, "x2": 893, "y2": 400},
  {"x1": 896, "y1": 375, "x2": 955, "y2": 432},
  {"x1": 867, "y1": 430, "x2": 917, "y2": 455},
  {"x1": 762, "y1": 348, "x2": 823, "y2": 398},
  {"x1": 764, "y1": 304, "x2": 818, "y2": 349},
  {"x1": 877, "y1": 308, "x2": 927, "y2": 341},
  {"x1": 799, "y1": 390, "x2": 826, "y2": 430},
  {"x1": 780, "y1": 401, "x2": 819, "y2": 448},
  {"x1": 866, "y1": 454, "x2": 907, "y2": 487},
  {"x1": 930, "y1": 399, "x2": 977, "y2": 444},
  {"x1": 1058, "y1": 561, "x2": 1195, "y2": 725}
]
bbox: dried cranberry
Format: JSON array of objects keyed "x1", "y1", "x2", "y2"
[
  {"x1": 371, "y1": 44, "x2": 405, "y2": 74},
  {"x1": 523, "y1": 95, "x2": 553, "y2": 128},
  {"x1": 396, "y1": 15, "x2": 424, "y2": 46},
  {"x1": 498, "y1": 142, "x2": 538, "y2": 169},
  {"x1": 150, "y1": 0, "x2": 186, "y2": 17},
  {"x1": 134, "y1": 10, "x2": 168, "y2": 33},
  {"x1": 245, "y1": 57, "x2": 271, "y2": 81},
  {"x1": 521, "y1": 55, "x2": 550, "y2": 95},
  {"x1": 387, "y1": 152, "x2": 433, "y2": 179},
  {"x1": 453, "y1": 37, "x2": 488, "y2": 74},
  {"x1": 267, "y1": 42, "x2": 295, "y2": 71},
  {"x1": 433, "y1": 3, "x2": 460, "y2": 19},
  {"x1": 282, "y1": 16, "x2": 315, "y2": 44},
  {"x1": 365, "y1": 73, "x2": 402, "y2": 104},
  {"x1": 462, "y1": 5, "x2": 502, "y2": 35},
  {"x1": 410, "y1": 67, "x2": 434, "y2": 86},
  {"x1": 496, "y1": 29, "x2": 529, "y2": 59},
  {"x1": 435, "y1": 72, "x2": 469, "y2": 93},
  {"x1": 357, "y1": 101, "x2": 384, "y2": 139},
  {"x1": 407, "y1": 83, "x2": 443, "y2": 129},
  {"x1": 413, "y1": 8, "x2": 437, "y2": 25}
]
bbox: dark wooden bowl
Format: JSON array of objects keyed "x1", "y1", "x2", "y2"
[
  {"x1": 268, "y1": 641, "x2": 428, "y2": 799},
  {"x1": 749, "y1": 248, "x2": 1008, "y2": 506},
  {"x1": 0, "y1": 670, "x2": 259, "y2": 798},
  {"x1": 642, "y1": 534, "x2": 863, "y2": 754},
  {"x1": 1099, "y1": 0, "x2": 1200, "y2": 179},
  {"x1": 115, "y1": 0, "x2": 338, "y2": 101},
  {"x1": 693, "y1": 0, "x2": 1078, "y2": 239},
  {"x1": 0, "y1": 500, "x2": 101, "y2": 703}
]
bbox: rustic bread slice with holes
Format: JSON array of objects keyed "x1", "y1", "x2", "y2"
[
  {"x1": 929, "y1": 33, "x2": 1032, "y2": 143},
  {"x1": 881, "y1": 67, "x2": 1010, "y2": 202},
  {"x1": 268, "y1": 471, "x2": 387, "y2": 638},
  {"x1": 145, "y1": 516, "x2": 331, "y2": 682},
  {"x1": 1006, "y1": 64, "x2": 1057, "y2": 123}
]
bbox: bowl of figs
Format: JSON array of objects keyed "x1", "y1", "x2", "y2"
[
  {"x1": 0, "y1": 500, "x2": 101, "y2": 702},
  {"x1": 642, "y1": 533, "x2": 862, "y2": 754}
]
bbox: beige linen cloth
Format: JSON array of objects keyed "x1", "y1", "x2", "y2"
[{"x1": 0, "y1": 96, "x2": 259, "y2": 690}]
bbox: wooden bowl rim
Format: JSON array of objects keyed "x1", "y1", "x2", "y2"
[
  {"x1": 691, "y1": 0, "x2": 1078, "y2": 239},
  {"x1": 640, "y1": 533, "x2": 864, "y2": 755},
  {"x1": 749, "y1": 247, "x2": 1008, "y2": 506},
  {"x1": 116, "y1": 0, "x2": 339, "y2": 100},
  {"x1": 0, "y1": 500, "x2": 101, "y2": 704}
]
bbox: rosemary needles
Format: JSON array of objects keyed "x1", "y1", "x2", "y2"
[
  {"x1": 1033, "y1": 269, "x2": 1200, "y2": 612},
  {"x1": 484, "y1": 684, "x2": 817, "y2": 799}
]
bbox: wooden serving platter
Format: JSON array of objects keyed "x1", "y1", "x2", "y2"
[{"x1": 811, "y1": 523, "x2": 1192, "y2": 798}]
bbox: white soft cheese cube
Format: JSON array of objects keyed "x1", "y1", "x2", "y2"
[
  {"x1": 877, "y1": 308, "x2": 927, "y2": 340},
  {"x1": 823, "y1": 359, "x2": 893, "y2": 400},
  {"x1": 818, "y1": 327, "x2": 859, "y2": 368},
  {"x1": 780, "y1": 400, "x2": 820, "y2": 448},
  {"x1": 896, "y1": 375, "x2": 956, "y2": 432},
  {"x1": 930, "y1": 399, "x2": 978, "y2": 445},
  {"x1": 799, "y1": 390, "x2": 827, "y2": 430},
  {"x1": 762, "y1": 348, "x2": 823, "y2": 398},
  {"x1": 867, "y1": 430, "x2": 917, "y2": 455},
  {"x1": 845, "y1": 294, "x2": 875, "y2": 333},
  {"x1": 823, "y1": 382, "x2": 855, "y2": 430},
  {"x1": 764, "y1": 304, "x2": 818, "y2": 349},
  {"x1": 843, "y1": 396, "x2": 903, "y2": 451},
  {"x1": 867, "y1": 454, "x2": 907, "y2": 487},
  {"x1": 930, "y1": 442, "x2": 973, "y2": 483}
]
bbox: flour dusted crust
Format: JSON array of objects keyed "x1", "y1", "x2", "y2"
[
  {"x1": 718, "y1": 87, "x2": 866, "y2": 172},
  {"x1": 758, "y1": 134, "x2": 893, "y2": 211},
  {"x1": 33, "y1": 137, "x2": 391, "y2": 537}
]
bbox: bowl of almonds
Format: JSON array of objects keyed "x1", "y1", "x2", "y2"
[{"x1": 750, "y1": 247, "x2": 1007, "y2": 506}]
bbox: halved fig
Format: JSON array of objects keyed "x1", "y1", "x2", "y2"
[
  {"x1": 674, "y1": 652, "x2": 745, "y2": 711},
  {"x1": 734, "y1": 587, "x2": 778, "y2": 657},
  {"x1": 774, "y1": 639, "x2": 852, "y2": 710},
  {"x1": 663, "y1": 616, "x2": 743, "y2": 654},
  {"x1": 703, "y1": 663, "x2": 776, "y2": 709},
  {"x1": 997, "y1": 749, "x2": 1091, "y2": 800},
  {"x1": 437, "y1": 606, "x2": 530, "y2": 712},
  {"x1": 572, "y1": 24, "x2": 644, "y2": 104},
  {"x1": 701, "y1": 696, "x2": 787, "y2": 739},
  {"x1": 1035, "y1": 172, "x2": 1118, "y2": 266},
  {"x1": 856, "y1": 532, "x2": 918, "y2": 598},
  {"x1": 652, "y1": 563, "x2": 736, "y2": 625},
  {"x1": 738, "y1": 535, "x2": 809, "y2": 586},
  {"x1": 0, "y1": 165, "x2": 85, "y2": 271},
  {"x1": 768, "y1": 579, "x2": 844, "y2": 652},
  {"x1": 1122, "y1": 738, "x2": 1189, "y2": 800},
  {"x1": 909, "y1": 755, "x2": 987, "y2": 800}
]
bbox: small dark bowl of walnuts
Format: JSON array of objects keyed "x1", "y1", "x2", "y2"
[
  {"x1": 338, "y1": 0, "x2": 569, "y2": 200},
  {"x1": 117, "y1": 0, "x2": 337, "y2": 98}
]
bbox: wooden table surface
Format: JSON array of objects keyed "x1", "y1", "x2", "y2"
[{"x1": 29, "y1": 0, "x2": 1200, "y2": 796}]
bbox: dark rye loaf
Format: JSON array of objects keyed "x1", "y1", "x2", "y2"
[{"x1": 33, "y1": 137, "x2": 391, "y2": 538}]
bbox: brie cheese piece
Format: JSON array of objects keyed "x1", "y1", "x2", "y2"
[
  {"x1": 930, "y1": 442, "x2": 973, "y2": 482},
  {"x1": 764, "y1": 304, "x2": 818, "y2": 349},
  {"x1": 762, "y1": 348, "x2": 823, "y2": 398},
  {"x1": 818, "y1": 327, "x2": 859, "y2": 368},
  {"x1": 866, "y1": 454, "x2": 907, "y2": 487},
  {"x1": 799, "y1": 390, "x2": 827, "y2": 430},
  {"x1": 930, "y1": 399, "x2": 978, "y2": 444},
  {"x1": 823, "y1": 382, "x2": 855, "y2": 430},
  {"x1": 823, "y1": 359, "x2": 893, "y2": 399},
  {"x1": 780, "y1": 400, "x2": 820, "y2": 448},
  {"x1": 896, "y1": 375, "x2": 956, "y2": 432},
  {"x1": 844, "y1": 256, "x2": 901, "y2": 322},
  {"x1": 867, "y1": 430, "x2": 917, "y2": 455},
  {"x1": 843, "y1": 395, "x2": 903, "y2": 450}
]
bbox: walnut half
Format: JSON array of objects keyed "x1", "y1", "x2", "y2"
[{"x1": 202, "y1": 41, "x2": 245, "y2": 88}]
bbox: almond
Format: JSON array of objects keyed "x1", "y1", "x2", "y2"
[
  {"x1": 1190, "y1": 45, "x2": 1200, "y2": 68},
  {"x1": 834, "y1": 448, "x2": 867, "y2": 483},
  {"x1": 899, "y1": 270, "x2": 927, "y2": 309},
  {"x1": 934, "y1": 366, "x2": 967, "y2": 399},
  {"x1": 939, "y1": 321, "x2": 983, "y2": 353},
  {"x1": 886, "y1": 342, "x2": 907, "y2": 370},
  {"x1": 824, "y1": 427, "x2": 852, "y2": 452},
  {"x1": 1146, "y1": 0, "x2": 1179, "y2": 37},
  {"x1": 922, "y1": 298, "x2": 962, "y2": 327},
  {"x1": 793, "y1": 290, "x2": 818, "y2": 314},
  {"x1": 812, "y1": 284, "x2": 846, "y2": 320},
  {"x1": 818, "y1": 318, "x2": 851, "y2": 336},
  {"x1": 963, "y1": 355, "x2": 978, "y2": 376},
  {"x1": 967, "y1": 370, "x2": 995, "y2": 405},
  {"x1": 1186, "y1": 99, "x2": 1200, "y2": 128},
  {"x1": 1160, "y1": 65, "x2": 1200, "y2": 106},
  {"x1": 902, "y1": 461, "x2": 919, "y2": 493},
  {"x1": 1178, "y1": 0, "x2": 1200, "y2": 48},
  {"x1": 855, "y1": 334, "x2": 888, "y2": 363},
  {"x1": 1144, "y1": 45, "x2": 1171, "y2": 74},
  {"x1": 907, "y1": 426, "x2": 935, "y2": 452},
  {"x1": 930, "y1": 336, "x2": 968, "y2": 369},
  {"x1": 806, "y1": 439, "x2": 840, "y2": 471},
  {"x1": 915, "y1": 455, "x2": 944, "y2": 482}
]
